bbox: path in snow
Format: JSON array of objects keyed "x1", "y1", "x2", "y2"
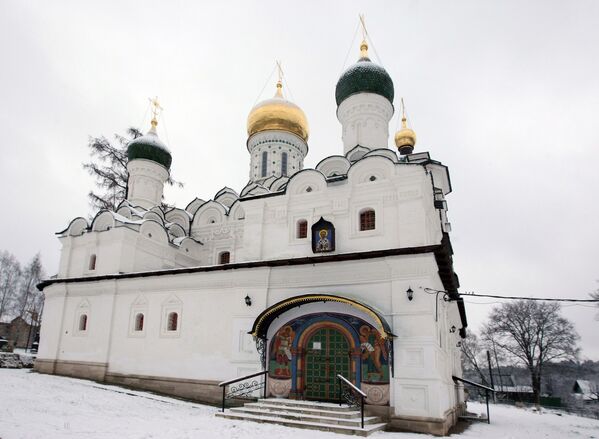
[{"x1": 0, "y1": 369, "x2": 597, "y2": 438}]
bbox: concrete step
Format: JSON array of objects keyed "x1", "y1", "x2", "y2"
[
  {"x1": 255, "y1": 398, "x2": 355, "y2": 412},
  {"x1": 245, "y1": 401, "x2": 362, "y2": 418},
  {"x1": 215, "y1": 411, "x2": 386, "y2": 437},
  {"x1": 230, "y1": 406, "x2": 382, "y2": 427}
]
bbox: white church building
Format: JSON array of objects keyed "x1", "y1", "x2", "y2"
[{"x1": 36, "y1": 37, "x2": 468, "y2": 435}]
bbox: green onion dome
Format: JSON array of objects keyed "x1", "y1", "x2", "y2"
[
  {"x1": 127, "y1": 124, "x2": 172, "y2": 170},
  {"x1": 335, "y1": 40, "x2": 394, "y2": 107}
]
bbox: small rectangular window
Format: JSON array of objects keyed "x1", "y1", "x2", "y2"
[
  {"x1": 360, "y1": 209, "x2": 376, "y2": 231},
  {"x1": 297, "y1": 220, "x2": 308, "y2": 239},
  {"x1": 88, "y1": 254, "x2": 96, "y2": 270},
  {"x1": 261, "y1": 152, "x2": 268, "y2": 177},
  {"x1": 281, "y1": 152, "x2": 288, "y2": 177},
  {"x1": 219, "y1": 251, "x2": 230, "y2": 264}
]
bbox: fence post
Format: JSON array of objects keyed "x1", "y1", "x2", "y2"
[
  {"x1": 361, "y1": 395, "x2": 364, "y2": 428},
  {"x1": 263, "y1": 372, "x2": 268, "y2": 399}
]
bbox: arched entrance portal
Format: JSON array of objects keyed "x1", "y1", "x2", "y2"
[{"x1": 253, "y1": 295, "x2": 394, "y2": 405}]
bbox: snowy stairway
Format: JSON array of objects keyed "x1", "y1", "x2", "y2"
[{"x1": 215, "y1": 398, "x2": 386, "y2": 436}]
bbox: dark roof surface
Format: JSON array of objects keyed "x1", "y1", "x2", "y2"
[{"x1": 335, "y1": 58, "x2": 394, "y2": 106}]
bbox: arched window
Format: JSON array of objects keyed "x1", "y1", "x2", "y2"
[
  {"x1": 167, "y1": 312, "x2": 178, "y2": 331},
  {"x1": 88, "y1": 254, "x2": 96, "y2": 271},
  {"x1": 219, "y1": 251, "x2": 230, "y2": 264},
  {"x1": 359, "y1": 209, "x2": 376, "y2": 231},
  {"x1": 134, "y1": 313, "x2": 144, "y2": 331},
  {"x1": 281, "y1": 152, "x2": 288, "y2": 176},
  {"x1": 261, "y1": 151, "x2": 268, "y2": 177},
  {"x1": 297, "y1": 219, "x2": 308, "y2": 239},
  {"x1": 79, "y1": 314, "x2": 88, "y2": 331}
]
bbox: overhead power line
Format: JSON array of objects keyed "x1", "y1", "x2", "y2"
[{"x1": 423, "y1": 288, "x2": 599, "y2": 303}]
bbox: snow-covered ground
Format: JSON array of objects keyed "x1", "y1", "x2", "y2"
[{"x1": 1, "y1": 369, "x2": 597, "y2": 439}]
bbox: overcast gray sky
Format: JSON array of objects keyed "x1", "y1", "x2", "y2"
[{"x1": 1, "y1": 0, "x2": 598, "y2": 359}]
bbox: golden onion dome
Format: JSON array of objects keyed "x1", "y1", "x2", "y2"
[
  {"x1": 247, "y1": 81, "x2": 309, "y2": 142},
  {"x1": 395, "y1": 114, "x2": 417, "y2": 155}
]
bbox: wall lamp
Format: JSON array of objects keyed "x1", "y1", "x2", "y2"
[
  {"x1": 244, "y1": 295, "x2": 252, "y2": 307},
  {"x1": 406, "y1": 287, "x2": 414, "y2": 301},
  {"x1": 449, "y1": 325, "x2": 456, "y2": 333}
]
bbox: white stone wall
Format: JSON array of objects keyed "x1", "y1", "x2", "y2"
[
  {"x1": 38, "y1": 253, "x2": 464, "y2": 421},
  {"x1": 127, "y1": 159, "x2": 169, "y2": 209},
  {"x1": 56, "y1": 227, "x2": 202, "y2": 278},
  {"x1": 337, "y1": 93, "x2": 394, "y2": 154}
]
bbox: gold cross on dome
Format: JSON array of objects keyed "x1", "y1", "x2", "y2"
[
  {"x1": 149, "y1": 96, "x2": 163, "y2": 127},
  {"x1": 276, "y1": 60, "x2": 283, "y2": 83},
  {"x1": 359, "y1": 14, "x2": 367, "y2": 41}
]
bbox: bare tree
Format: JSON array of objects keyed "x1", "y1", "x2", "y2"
[
  {"x1": 482, "y1": 300, "x2": 579, "y2": 405},
  {"x1": 0, "y1": 251, "x2": 21, "y2": 322},
  {"x1": 12, "y1": 254, "x2": 45, "y2": 348},
  {"x1": 461, "y1": 330, "x2": 490, "y2": 386},
  {"x1": 83, "y1": 127, "x2": 182, "y2": 212}
]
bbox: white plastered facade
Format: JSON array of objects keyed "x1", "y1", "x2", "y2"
[{"x1": 37, "y1": 81, "x2": 466, "y2": 436}]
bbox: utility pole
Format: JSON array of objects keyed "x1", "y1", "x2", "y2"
[{"x1": 487, "y1": 350, "x2": 496, "y2": 402}]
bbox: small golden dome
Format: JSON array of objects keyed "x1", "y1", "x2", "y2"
[
  {"x1": 395, "y1": 115, "x2": 417, "y2": 155},
  {"x1": 247, "y1": 81, "x2": 309, "y2": 142}
]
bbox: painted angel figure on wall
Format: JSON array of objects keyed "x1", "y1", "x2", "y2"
[{"x1": 359, "y1": 325, "x2": 389, "y2": 382}]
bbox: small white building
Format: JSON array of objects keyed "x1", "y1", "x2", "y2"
[{"x1": 36, "y1": 38, "x2": 468, "y2": 435}]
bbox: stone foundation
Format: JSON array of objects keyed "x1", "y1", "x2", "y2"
[
  {"x1": 34, "y1": 359, "x2": 221, "y2": 405},
  {"x1": 105, "y1": 372, "x2": 221, "y2": 404},
  {"x1": 388, "y1": 406, "x2": 459, "y2": 436},
  {"x1": 35, "y1": 358, "x2": 108, "y2": 381}
]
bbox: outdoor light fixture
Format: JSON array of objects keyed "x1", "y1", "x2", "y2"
[
  {"x1": 449, "y1": 325, "x2": 456, "y2": 333},
  {"x1": 244, "y1": 295, "x2": 252, "y2": 307},
  {"x1": 406, "y1": 287, "x2": 414, "y2": 301},
  {"x1": 456, "y1": 341, "x2": 462, "y2": 347}
]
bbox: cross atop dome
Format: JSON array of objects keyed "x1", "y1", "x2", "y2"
[{"x1": 149, "y1": 96, "x2": 163, "y2": 129}]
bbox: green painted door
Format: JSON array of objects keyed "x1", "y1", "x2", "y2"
[{"x1": 304, "y1": 327, "x2": 351, "y2": 401}]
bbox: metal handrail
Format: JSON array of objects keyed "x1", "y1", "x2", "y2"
[
  {"x1": 337, "y1": 374, "x2": 365, "y2": 428},
  {"x1": 452, "y1": 375, "x2": 493, "y2": 424},
  {"x1": 219, "y1": 370, "x2": 268, "y2": 412}
]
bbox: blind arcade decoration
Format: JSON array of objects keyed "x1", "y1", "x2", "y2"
[{"x1": 311, "y1": 217, "x2": 335, "y2": 253}]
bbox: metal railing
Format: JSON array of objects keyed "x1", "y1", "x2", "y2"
[
  {"x1": 452, "y1": 375, "x2": 496, "y2": 424},
  {"x1": 218, "y1": 370, "x2": 268, "y2": 412},
  {"x1": 337, "y1": 374, "x2": 366, "y2": 428}
]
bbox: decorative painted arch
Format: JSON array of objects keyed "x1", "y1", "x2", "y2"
[{"x1": 249, "y1": 294, "x2": 394, "y2": 340}]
